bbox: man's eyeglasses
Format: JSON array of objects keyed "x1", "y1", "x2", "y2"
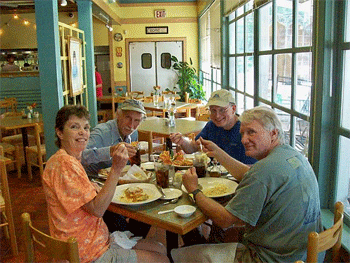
[{"x1": 209, "y1": 106, "x2": 230, "y2": 115}]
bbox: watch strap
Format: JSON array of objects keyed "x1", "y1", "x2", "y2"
[{"x1": 190, "y1": 188, "x2": 202, "y2": 199}]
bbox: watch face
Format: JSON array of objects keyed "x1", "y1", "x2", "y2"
[{"x1": 114, "y1": 33, "x2": 123, "y2": 42}]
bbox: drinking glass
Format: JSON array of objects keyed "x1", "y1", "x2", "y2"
[{"x1": 155, "y1": 162, "x2": 170, "y2": 188}]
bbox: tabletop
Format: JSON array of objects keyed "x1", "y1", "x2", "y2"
[
  {"x1": 139, "y1": 118, "x2": 207, "y2": 137},
  {"x1": 0, "y1": 114, "x2": 43, "y2": 130},
  {"x1": 108, "y1": 192, "x2": 207, "y2": 236}
]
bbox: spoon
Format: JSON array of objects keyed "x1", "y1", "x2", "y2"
[
  {"x1": 158, "y1": 209, "x2": 175, "y2": 215},
  {"x1": 163, "y1": 197, "x2": 179, "y2": 205}
]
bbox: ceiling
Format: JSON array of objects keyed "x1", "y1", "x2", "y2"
[{"x1": 0, "y1": 0, "x2": 77, "y2": 14}]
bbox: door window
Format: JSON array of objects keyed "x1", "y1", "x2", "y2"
[
  {"x1": 141, "y1": 53, "x2": 152, "y2": 69},
  {"x1": 161, "y1": 53, "x2": 171, "y2": 69}
]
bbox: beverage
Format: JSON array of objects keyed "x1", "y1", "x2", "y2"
[
  {"x1": 130, "y1": 148, "x2": 141, "y2": 166},
  {"x1": 194, "y1": 164, "x2": 206, "y2": 178},
  {"x1": 156, "y1": 169, "x2": 169, "y2": 188}
]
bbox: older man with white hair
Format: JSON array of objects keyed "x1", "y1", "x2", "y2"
[{"x1": 172, "y1": 106, "x2": 323, "y2": 263}]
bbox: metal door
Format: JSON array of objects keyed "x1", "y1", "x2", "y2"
[{"x1": 129, "y1": 41, "x2": 183, "y2": 96}]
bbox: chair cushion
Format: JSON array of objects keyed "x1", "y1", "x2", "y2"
[
  {"x1": 26, "y1": 144, "x2": 46, "y2": 154},
  {"x1": 0, "y1": 142, "x2": 15, "y2": 153},
  {"x1": 2, "y1": 134, "x2": 35, "y2": 145}
]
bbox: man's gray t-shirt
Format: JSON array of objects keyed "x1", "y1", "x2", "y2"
[{"x1": 226, "y1": 144, "x2": 323, "y2": 262}]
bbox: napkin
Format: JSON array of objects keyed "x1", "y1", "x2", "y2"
[
  {"x1": 119, "y1": 164, "x2": 148, "y2": 181},
  {"x1": 110, "y1": 231, "x2": 142, "y2": 249}
]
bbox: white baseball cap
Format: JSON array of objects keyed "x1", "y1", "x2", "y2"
[
  {"x1": 119, "y1": 99, "x2": 146, "y2": 114},
  {"x1": 206, "y1": 90, "x2": 235, "y2": 107}
]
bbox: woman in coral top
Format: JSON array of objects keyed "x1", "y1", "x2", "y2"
[{"x1": 42, "y1": 105, "x2": 168, "y2": 263}]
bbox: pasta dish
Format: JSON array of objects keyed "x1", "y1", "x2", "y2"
[
  {"x1": 159, "y1": 151, "x2": 193, "y2": 166},
  {"x1": 203, "y1": 184, "x2": 228, "y2": 197},
  {"x1": 120, "y1": 186, "x2": 149, "y2": 203}
]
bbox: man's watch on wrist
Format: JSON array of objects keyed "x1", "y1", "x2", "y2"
[{"x1": 190, "y1": 188, "x2": 202, "y2": 201}]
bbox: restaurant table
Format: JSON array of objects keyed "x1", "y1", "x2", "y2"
[
  {"x1": 143, "y1": 102, "x2": 200, "y2": 118},
  {"x1": 108, "y1": 190, "x2": 207, "y2": 256},
  {"x1": 0, "y1": 114, "x2": 43, "y2": 163},
  {"x1": 139, "y1": 118, "x2": 207, "y2": 138}
]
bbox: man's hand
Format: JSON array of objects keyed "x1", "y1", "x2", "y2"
[
  {"x1": 110, "y1": 142, "x2": 136, "y2": 158},
  {"x1": 182, "y1": 167, "x2": 199, "y2": 193},
  {"x1": 110, "y1": 143, "x2": 129, "y2": 174},
  {"x1": 170, "y1": 132, "x2": 185, "y2": 146},
  {"x1": 198, "y1": 137, "x2": 223, "y2": 158}
]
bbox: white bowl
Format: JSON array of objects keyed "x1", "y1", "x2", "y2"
[{"x1": 174, "y1": 205, "x2": 196, "y2": 218}]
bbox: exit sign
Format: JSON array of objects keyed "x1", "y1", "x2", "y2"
[{"x1": 155, "y1": 10, "x2": 166, "y2": 18}]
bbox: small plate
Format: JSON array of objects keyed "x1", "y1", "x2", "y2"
[
  {"x1": 112, "y1": 183, "x2": 162, "y2": 205},
  {"x1": 141, "y1": 162, "x2": 154, "y2": 171},
  {"x1": 160, "y1": 188, "x2": 183, "y2": 200}
]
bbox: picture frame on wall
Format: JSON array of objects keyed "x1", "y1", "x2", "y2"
[{"x1": 68, "y1": 36, "x2": 83, "y2": 97}]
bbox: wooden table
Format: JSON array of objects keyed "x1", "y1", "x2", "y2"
[
  {"x1": 139, "y1": 118, "x2": 207, "y2": 138},
  {"x1": 143, "y1": 102, "x2": 200, "y2": 118},
  {"x1": 108, "y1": 191, "x2": 207, "y2": 255},
  {"x1": 0, "y1": 114, "x2": 43, "y2": 161}
]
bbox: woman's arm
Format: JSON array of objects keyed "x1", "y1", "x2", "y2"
[{"x1": 83, "y1": 144, "x2": 129, "y2": 217}]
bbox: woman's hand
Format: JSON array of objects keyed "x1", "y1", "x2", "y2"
[
  {"x1": 110, "y1": 144, "x2": 129, "y2": 174},
  {"x1": 182, "y1": 167, "x2": 199, "y2": 193},
  {"x1": 110, "y1": 142, "x2": 136, "y2": 158}
]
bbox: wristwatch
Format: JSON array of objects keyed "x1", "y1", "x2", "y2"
[{"x1": 189, "y1": 188, "x2": 202, "y2": 201}]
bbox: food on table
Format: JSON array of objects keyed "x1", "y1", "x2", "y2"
[
  {"x1": 203, "y1": 183, "x2": 228, "y2": 197},
  {"x1": 133, "y1": 172, "x2": 147, "y2": 180},
  {"x1": 131, "y1": 141, "x2": 139, "y2": 147},
  {"x1": 120, "y1": 186, "x2": 149, "y2": 203},
  {"x1": 159, "y1": 150, "x2": 194, "y2": 166},
  {"x1": 98, "y1": 168, "x2": 109, "y2": 178}
]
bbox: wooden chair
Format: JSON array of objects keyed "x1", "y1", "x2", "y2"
[
  {"x1": 128, "y1": 91, "x2": 144, "y2": 100},
  {"x1": 196, "y1": 106, "x2": 210, "y2": 121},
  {"x1": 138, "y1": 130, "x2": 164, "y2": 160},
  {"x1": 97, "y1": 110, "x2": 109, "y2": 123},
  {"x1": 0, "y1": 157, "x2": 18, "y2": 256},
  {"x1": 295, "y1": 201, "x2": 344, "y2": 263},
  {"x1": 0, "y1": 97, "x2": 17, "y2": 114},
  {"x1": 25, "y1": 123, "x2": 46, "y2": 180},
  {"x1": 0, "y1": 143, "x2": 22, "y2": 178},
  {"x1": 21, "y1": 212, "x2": 80, "y2": 263}
]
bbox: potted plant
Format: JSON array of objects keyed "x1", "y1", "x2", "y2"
[{"x1": 168, "y1": 56, "x2": 206, "y2": 102}]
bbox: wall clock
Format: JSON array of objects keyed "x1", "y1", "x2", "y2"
[{"x1": 114, "y1": 33, "x2": 123, "y2": 42}]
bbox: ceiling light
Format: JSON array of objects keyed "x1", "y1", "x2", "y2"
[{"x1": 61, "y1": 0, "x2": 67, "y2": 7}]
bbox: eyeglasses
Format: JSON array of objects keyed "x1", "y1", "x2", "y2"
[{"x1": 209, "y1": 106, "x2": 230, "y2": 115}]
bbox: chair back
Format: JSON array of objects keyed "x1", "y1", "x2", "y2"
[
  {"x1": 195, "y1": 106, "x2": 210, "y2": 121},
  {"x1": 0, "y1": 98, "x2": 17, "y2": 113},
  {"x1": 34, "y1": 123, "x2": 45, "y2": 158},
  {"x1": 128, "y1": 91, "x2": 144, "y2": 100},
  {"x1": 300, "y1": 201, "x2": 344, "y2": 263},
  {"x1": 21, "y1": 212, "x2": 80, "y2": 263},
  {"x1": 0, "y1": 156, "x2": 18, "y2": 256}
]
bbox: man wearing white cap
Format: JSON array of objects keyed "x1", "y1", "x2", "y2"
[
  {"x1": 170, "y1": 89, "x2": 256, "y2": 165},
  {"x1": 82, "y1": 99, "x2": 146, "y2": 176}
]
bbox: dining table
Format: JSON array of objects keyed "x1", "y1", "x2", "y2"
[
  {"x1": 143, "y1": 102, "x2": 201, "y2": 118},
  {"x1": 139, "y1": 118, "x2": 208, "y2": 138},
  {"x1": 0, "y1": 114, "x2": 43, "y2": 163},
  {"x1": 108, "y1": 191, "x2": 207, "y2": 256}
]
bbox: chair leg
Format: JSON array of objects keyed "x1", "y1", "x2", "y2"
[
  {"x1": 1, "y1": 211, "x2": 10, "y2": 239},
  {"x1": 14, "y1": 146, "x2": 21, "y2": 178},
  {"x1": 26, "y1": 151, "x2": 32, "y2": 181},
  {"x1": 38, "y1": 156, "x2": 44, "y2": 178}
]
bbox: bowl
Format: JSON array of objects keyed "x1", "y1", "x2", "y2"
[{"x1": 174, "y1": 205, "x2": 196, "y2": 218}]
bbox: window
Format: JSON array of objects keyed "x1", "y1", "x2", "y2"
[
  {"x1": 226, "y1": 0, "x2": 313, "y2": 155},
  {"x1": 141, "y1": 53, "x2": 152, "y2": 69},
  {"x1": 199, "y1": 0, "x2": 222, "y2": 98},
  {"x1": 335, "y1": 0, "x2": 350, "y2": 218},
  {"x1": 161, "y1": 53, "x2": 171, "y2": 69}
]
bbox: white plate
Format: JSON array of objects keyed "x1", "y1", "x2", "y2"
[
  {"x1": 160, "y1": 188, "x2": 183, "y2": 200},
  {"x1": 182, "y1": 177, "x2": 238, "y2": 198},
  {"x1": 98, "y1": 165, "x2": 130, "y2": 179},
  {"x1": 112, "y1": 183, "x2": 162, "y2": 205},
  {"x1": 141, "y1": 162, "x2": 154, "y2": 170}
]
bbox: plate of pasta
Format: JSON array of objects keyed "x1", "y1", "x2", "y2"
[
  {"x1": 182, "y1": 177, "x2": 238, "y2": 198},
  {"x1": 112, "y1": 183, "x2": 162, "y2": 205}
]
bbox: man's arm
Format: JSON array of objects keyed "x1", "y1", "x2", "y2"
[{"x1": 170, "y1": 132, "x2": 199, "y2": 153}]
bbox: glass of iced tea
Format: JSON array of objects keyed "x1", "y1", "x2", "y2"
[
  {"x1": 155, "y1": 162, "x2": 170, "y2": 188},
  {"x1": 193, "y1": 152, "x2": 207, "y2": 178}
]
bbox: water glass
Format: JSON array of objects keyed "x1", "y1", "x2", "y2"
[{"x1": 153, "y1": 94, "x2": 159, "y2": 107}]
